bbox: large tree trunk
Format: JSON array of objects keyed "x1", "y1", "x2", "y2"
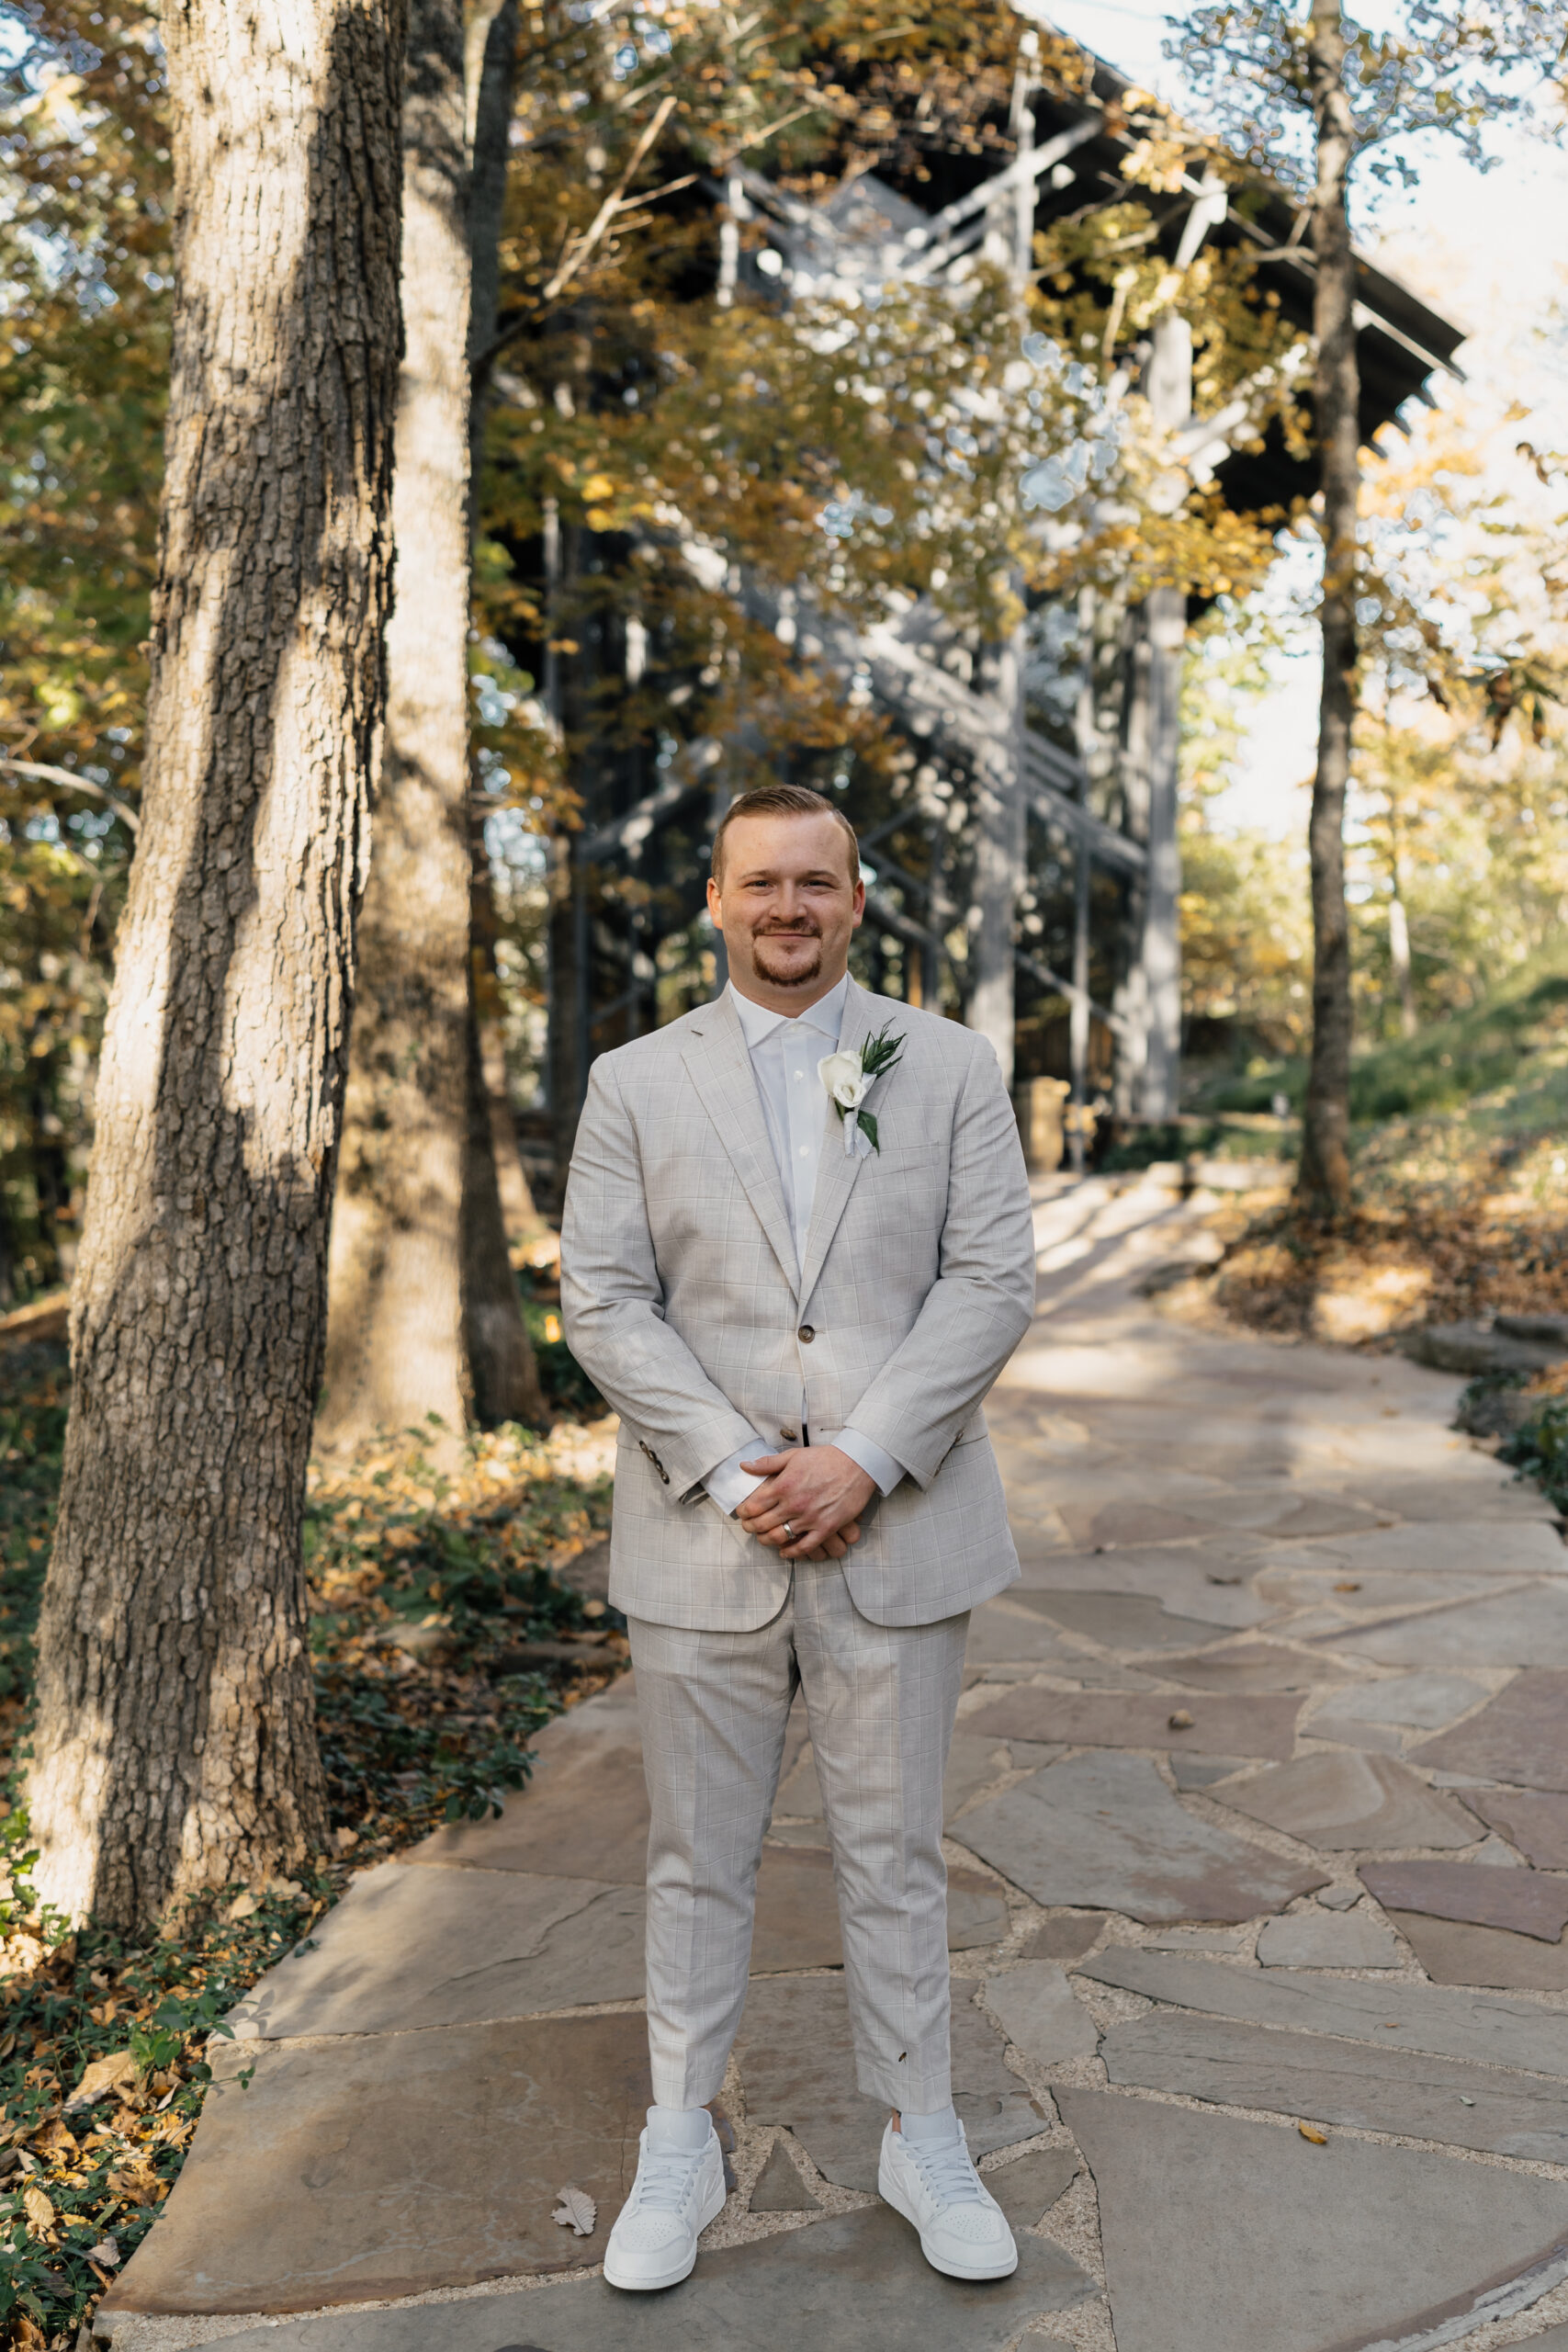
[
  {"x1": 27, "y1": 0, "x2": 405, "y2": 1929},
  {"x1": 321, "y1": 0, "x2": 546, "y2": 1452},
  {"x1": 318, "y1": 0, "x2": 476, "y2": 1461},
  {"x1": 1298, "y1": 0, "x2": 1359, "y2": 1214}
]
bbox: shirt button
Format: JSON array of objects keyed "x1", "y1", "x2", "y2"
[
  {"x1": 799, "y1": 1144, "x2": 810, "y2": 1156},
  {"x1": 798, "y1": 1325, "x2": 816, "y2": 1343}
]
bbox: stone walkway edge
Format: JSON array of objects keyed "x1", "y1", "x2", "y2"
[{"x1": 95, "y1": 1172, "x2": 1568, "y2": 2352}]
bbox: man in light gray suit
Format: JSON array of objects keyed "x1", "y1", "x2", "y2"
[{"x1": 561, "y1": 784, "x2": 1036, "y2": 2291}]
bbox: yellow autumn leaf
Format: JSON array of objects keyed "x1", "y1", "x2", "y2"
[
  {"x1": 581, "y1": 474, "x2": 615, "y2": 503},
  {"x1": 22, "y1": 2182, "x2": 55, "y2": 2233},
  {"x1": 1298, "y1": 2122, "x2": 1328, "y2": 2145},
  {"x1": 65, "y1": 2048, "x2": 139, "y2": 2112}
]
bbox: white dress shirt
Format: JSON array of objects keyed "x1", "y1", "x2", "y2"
[{"x1": 704, "y1": 974, "x2": 905, "y2": 1517}]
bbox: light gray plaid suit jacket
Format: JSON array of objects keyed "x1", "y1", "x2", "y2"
[{"x1": 560, "y1": 978, "x2": 1036, "y2": 1631}]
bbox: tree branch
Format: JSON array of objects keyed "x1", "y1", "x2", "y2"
[{"x1": 0, "y1": 758, "x2": 141, "y2": 834}]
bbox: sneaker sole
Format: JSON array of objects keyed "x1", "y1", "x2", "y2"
[
  {"x1": 604, "y1": 2168, "x2": 727, "y2": 2292},
  {"x1": 878, "y1": 2165, "x2": 1020, "y2": 2282}
]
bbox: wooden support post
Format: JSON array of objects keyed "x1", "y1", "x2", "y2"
[
  {"x1": 1069, "y1": 839, "x2": 1090, "y2": 1177},
  {"x1": 968, "y1": 51, "x2": 1035, "y2": 1084},
  {"x1": 968, "y1": 638, "x2": 1025, "y2": 1086},
  {"x1": 1138, "y1": 311, "x2": 1190, "y2": 1121}
]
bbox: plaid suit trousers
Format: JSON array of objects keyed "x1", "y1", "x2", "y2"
[{"x1": 630, "y1": 1560, "x2": 967, "y2": 2112}]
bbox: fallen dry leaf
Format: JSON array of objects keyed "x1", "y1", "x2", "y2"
[
  {"x1": 553, "y1": 2182, "x2": 597, "y2": 2235},
  {"x1": 225, "y1": 1892, "x2": 258, "y2": 1922},
  {"x1": 86, "y1": 2235, "x2": 120, "y2": 2266},
  {"x1": 1168, "y1": 1710, "x2": 1194, "y2": 1731},
  {"x1": 65, "y1": 2049, "x2": 139, "y2": 2113},
  {"x1": 22, "y1": 2181, "x2": 55, "y2": 2232},
  {"x1": 13, "y1": 2313, "x2": 44, "y2": 2350},
  {"x1": 1297, "y1": 2122, "x2": 1328, "y2": 2145}
]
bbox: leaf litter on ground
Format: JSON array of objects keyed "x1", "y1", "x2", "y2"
[
  {"x1": 554, "y1": 2183, "x2": 597, "y2": 2235},
  {"x1": 0, "y1": 1339, "x2": 622, "y2": 2345}
]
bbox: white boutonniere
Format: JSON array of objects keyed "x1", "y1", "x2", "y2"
[{"x1": 818, "y1": 1023, "x2": 906, "y2": 1156}]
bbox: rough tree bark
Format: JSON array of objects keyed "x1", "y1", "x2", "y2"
[
  {"x1": 27, "y1": 0, "x2": 405, "y2": 1928},
  {"x1": 1298, "y1": 0, "x2": 1359, "y2": 1213},
  {"x1": 321, "y1": 0, "x2": 546, "y2": 1453},
  {"x1": 317, "y1": 0, "x2": 474, "y2": 1460}
]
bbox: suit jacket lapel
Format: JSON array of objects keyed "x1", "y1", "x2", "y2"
[
  {"x1": 681, "y1": 994, "x2": 800, "y2": 1295},
  {"x1": 798, "y1": 979, "x2": 889, "y2": 1307}
]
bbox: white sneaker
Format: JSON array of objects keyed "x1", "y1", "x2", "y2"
[
  {"x1": 604, "y1": 2118, "x2": 727, "y2": 2291},
  {"x1": 878, "y1": 2117, "x2": 1019, "y2": 2281}
]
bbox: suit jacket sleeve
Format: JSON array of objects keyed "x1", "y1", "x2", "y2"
[
  {"x1": 560, "y1": 1050, "x2": 760, "y2": 1496},
  {"x1": 838, "y1": 1038, "x2": 1035, "y2": 1488}
]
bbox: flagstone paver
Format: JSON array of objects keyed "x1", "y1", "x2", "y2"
[
  {"x1": 1058, "y1": 2087, "x2": 1568, "y2": 2352},
  {"x1": 1359, "y1": 1859, "x2": 1568, "y2": 1940},
  {"x1": 1410, "y1": 1669, "x2": 1568, "y2": 1788},
  {"x1": 749, "y1": 2138, "x2": 821, "y2": 2211},
  {"x1": 1467, "y1": 1786, "x2": 1568, "y2": 1865},
  {"x1": 1384, "y1": 1911, "x2": 1568, "y2": 1989},
  {"x1": 201, "y1": 2206, "x2": 1095, "y2": 2351},
  {"x1": 98, "y1": 1174, "x2": 1568, "y2": 2352},
  {"x1": 103, "y1": 2012, "x2": 654, "y2": 2316},
  {"x1": 981, "y1": 1961, "x2": 1099, "y2": 2064},
  {"x1": 1100, "y1": 2009, "x2": 1568, "y2": 2159},
  {"x1": 964, "y1": 1689, "x2": 1304, "y2": 1758},
  {"x1": 1255, "y1": 1909, "x2": 1401, "y2": 1967},
  {"x1": 1210, "y1": 1748, "x2": 1478, "y2": 1848},
  {"x1": 953, "y1": 1751, "x2": 1328, "y2": 1921},
  {"x1": 1330, "y1": 1588, "x2": 1568, "y2": 1669},
  {"x1": 1308, "y1": 1668, "x2": 1489, "y2": 1732},
  {"x1": 983, "y1": 2144, "x2": 1080, "y2": 2224},
  {"x1": 1078, "y1": 1945, "x2": 1568, "y2": 2072}
]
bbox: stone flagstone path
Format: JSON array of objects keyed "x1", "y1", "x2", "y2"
[{"x1": 96, "y1": 1171, "x2": 1568, "y2": 2352}]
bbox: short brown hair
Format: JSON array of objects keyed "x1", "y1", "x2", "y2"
[{"x1": 711, "y1": 785, "x2": 861, "y2": 887}]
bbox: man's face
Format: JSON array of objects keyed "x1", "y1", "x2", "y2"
[{"x1": 707, "y1": 811, "x2": 865, "y2": 1007}]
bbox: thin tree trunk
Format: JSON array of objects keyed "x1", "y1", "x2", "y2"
[
  {"x1": 1298, "y1": 0, "x2": 1359, "y2": 1214},
  {"x1": 318, "y1": 0, "x2": 474, "y2": 1464},
  {"x1": 463, "y1": 980, "x2": 548, "y2": 1425},
  {"x1": 27, "y1": 0, "x2": 404, "y2": 1929},
  {"x1": 471, "y1": 842, "x2": 548, "y2": 1248},
  {"x1": 463, "y1": 0, "x2": 550, "y2": 1416},
  {"x1": 467, "y1": 4, "x2": 549, "y2": 1190},
  {"x1": 1388, "y1": 886, "x2": 1416, "y2": 1038}
]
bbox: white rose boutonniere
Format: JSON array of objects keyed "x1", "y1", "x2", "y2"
[{"x1": 818, "y1": 1023, "x2": 906, "y2": 1155}]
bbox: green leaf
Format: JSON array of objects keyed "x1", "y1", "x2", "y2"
[{"x1": 857, "y1": 1109, "x2": 879, "y2": 1153}]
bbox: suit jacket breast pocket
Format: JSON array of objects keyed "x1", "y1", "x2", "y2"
[{"x1": 870, "y1": 1137, "x2": 947, "y2": 1174}]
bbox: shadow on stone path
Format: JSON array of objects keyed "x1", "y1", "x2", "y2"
[{"x1": 97, "y1": 1172, "x2": 1568, "y2": 2352}]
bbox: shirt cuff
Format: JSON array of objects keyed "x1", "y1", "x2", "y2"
[
  {"x1": 703, "y1": 1434, "x2": 773, "y2": 1517},
  {"x1": 833, "y1": 1426, "x2": 906, "y2": 1498}
]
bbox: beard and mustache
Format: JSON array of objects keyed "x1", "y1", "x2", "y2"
[{"x1": 749, "y1": 922, "x2": 823, "y2": 987}]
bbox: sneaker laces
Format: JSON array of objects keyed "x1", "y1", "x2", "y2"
[
  {"x1": 905, "y1": 2129, "x2": 987, "y2": 2208},
  {"x1": 633, "y1": 2141, "x2": 708, "y2": 2214}
]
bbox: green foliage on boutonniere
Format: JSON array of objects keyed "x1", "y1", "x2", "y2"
[{"x1": 820, "y1": 1024, "x2": 906, "y2": 1155}]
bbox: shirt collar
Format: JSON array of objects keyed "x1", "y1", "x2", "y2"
[{"x1": 728, "y1": 971, "x2": 849, "y2": 1049}]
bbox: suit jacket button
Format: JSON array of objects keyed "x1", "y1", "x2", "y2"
[{"x1": 797, "y1": 1325, "x2": 815, "y2": 1343}]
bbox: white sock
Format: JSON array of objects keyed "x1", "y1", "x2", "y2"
[
  {"x1": 647, "y1": 2103, "x2": 712, "y2": 2153},
  {"x1": 898, "y1": 2101, "x2": 961, "y2": 2146}
]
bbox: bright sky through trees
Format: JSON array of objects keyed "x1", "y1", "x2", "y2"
[{"x1": 1031, "y1": 0, "x2": 1568, "y2": 835}]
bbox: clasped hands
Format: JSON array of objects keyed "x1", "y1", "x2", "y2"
[{"x1": 735, "y1": 1444, "x2": 875, "y2": 1561}]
